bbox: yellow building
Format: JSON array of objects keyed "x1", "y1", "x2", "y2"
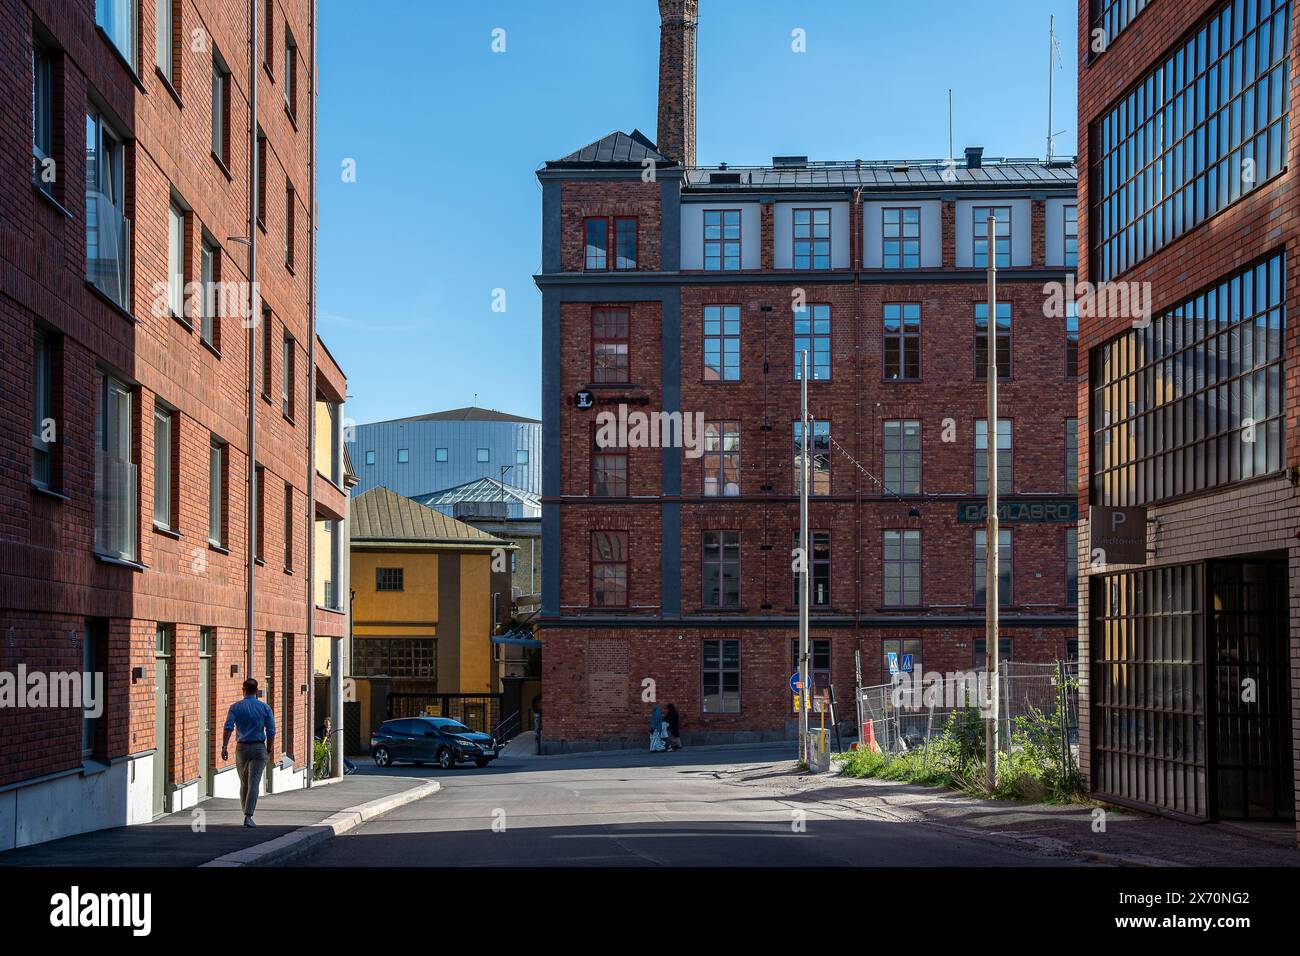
[{"x1": 347, "y1": 487, "x2": 513, "y2": 741}]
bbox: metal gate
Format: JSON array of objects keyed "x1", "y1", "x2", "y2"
[{"x1": 386, "y1": 693, "x2": 502, "y2": 734}]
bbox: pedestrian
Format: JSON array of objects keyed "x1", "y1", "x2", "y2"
[
  {"x1": 649, "y1": 703, "x2": 666, "y2": 752},
  {"x1": 665, "y1": 703, "x2": 682, "y2": 750},
  {"x1": 317, "y1": 715, "x2": 355, "y2": 775},
  {"x1": 220, "y1": 678, "x2": 276, "y2": 827}
]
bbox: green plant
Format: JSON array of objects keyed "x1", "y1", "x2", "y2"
[{"x1": 312, "y1": 739, "x2": 333, "y2": 780}]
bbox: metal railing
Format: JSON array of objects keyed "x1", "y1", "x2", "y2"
[{"x1": 387, "y1": 693, "x2": 503, "y2": 734}]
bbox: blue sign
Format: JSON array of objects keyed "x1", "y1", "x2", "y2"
[
  {"x1": 789, "y1": 672, "x2": 802, "y2": 692},
  {"x1": 887, "y1": 652, "x2": 899, "y2": 675},
  {"x1": 901, "y1": 653, "x2": 914, "y2": 674}
]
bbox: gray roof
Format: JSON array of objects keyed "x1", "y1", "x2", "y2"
[
  {"x1": 351, "y1": 486, "x2": 505, "y2": 546},
  {"x1": 683, "y1": 158, "x2": 1077, "y2": 191},
  {"x1": 365, "y1": 406, "x2": 541, "y2": 426},
  {"x1": 548, "y1": 129, "x2": 669, "y2": 168},
  {"x1": 413, "y1": 477, "x2": 542, "y2": 509}
]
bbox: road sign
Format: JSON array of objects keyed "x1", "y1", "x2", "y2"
[
  {"x1": 789, "y1": 672, "x2": 802, "y2": 692},
  {"x1": 901, "y1": 653, "x2": 914, "y2": 674},
  {"x1": 888, "y1": 652, "x2": 898, "y2": 675}
]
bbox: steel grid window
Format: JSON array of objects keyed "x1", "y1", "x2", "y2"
[
  {"x1": 591, "y1": 531, "x2": 628, "y2": 607},
  {"x1": 702, "y1": 421, "x2": 740, "y2": 497},
  {"x1": 583, "y1": 217, "x2": 637, "y2": 270},
  {"x1": 591, "y1": 426, "x2": 627, "y2": 497},
  {"x1": 703, "y1": 209, "x2": 741, "y2": 270},
  {"x1": 702, "y1": 530, "x2": 741, "y2": 608},
  {"x1": 702, "y1": 639, "x2": 740, "y2": 713},
  {"x1": 1090, "y1": 564, "x2": 1206, "y2": 817},
  {"x1": 883, "y1": 207, "x2": 921, "y2": 268},
  {"x1": 592, "y1": 307, "x2": 630, "y2": 383},
  {"x1": 703, "y1": 304, "x2": 740, "y2": 381},
  {"x1": 883, "y1": 303, "x2": 921, "y2": 380},
  {"x1": 1091, "y1": 253, "x2": 1285, "y2": 506},
  {"x1": 793, "y1": 420, "x2": 831, "y2": 496},
  {"x1": 354, "y1": 638, "x2": 436, "y2": 679},
  {"x1": 975, "y1": 302, "x2": 1012, "y2": 378},
  {"x1": 1065, "y1": 528, "x2": 1078, "y2": 605},
  {"x1": 975, "y1": 419, "x2": 1012, "y2": 495},
  {"x1": 882, "y1": 530, "x2": 921, "y2": 607},
  {"x1": 1092, "y1": 0, "x2": 1151, "y2": 50},
  {"x1": 1091, "y1": 0, "x2": 1290, "y2": 281},
  {"x1": 1063, "y1": 204, "x2": 1079, "y2": 267},
  {"x1": 791, "y1": 530, "x2": 830, "y2": 607},
  {"x1": 973, "y1": 528, "x2": 1012, "y2": 606},
  {"x1": 583, "y1": 218, "x2": 606, "y2": 270},
  {"x1": 973, "y1": 206, "x2": 1011, "y2": 269},
  {"x1": 1065, "y1": 302, "x2": 1080, "y2": 377},
  {"x1": 375, "y1": 567, "x2": 404, "y2": 591},
  {"x1": 793, "y1": 208, "x2": 831, "y2": 269},
  {"x1": 793, "y1": 304, "x2": 831, "y2": 380},
  {"x1": 882, "y1": 420, "x2": 921, "y2": 495},
  {"x1": 1065, "y1": 418, "x2": 1079, "y2": 493}
]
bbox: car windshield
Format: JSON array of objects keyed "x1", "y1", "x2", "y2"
[{"x1": 434, "y1": 720, "x2": 473, "y2": 735}]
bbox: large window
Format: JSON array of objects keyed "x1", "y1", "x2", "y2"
[
  {"x1": 208, "y1": 436, "x2": 226, "y2": 546},
  {"x1": 592, "y1": 307, "x2": 629, "y2": 383},
  {"x1": 793, "y1": 420, "x2": 830, "y2": 496},
  {"x1": 584, "y1": 218, "x2": 606, "y2": 270},
  {"x1": 1092, "y1": 0, "x2": 1151, "y2": 50},
  {"x1": 32, "y1": 42, "x2": 54, "y2": 193},
  {"x1": 703, "y1": 209, "x2": 741, "y2": 270},
  {"x1": 153, "y1": 405, "x2": 174, "y2": 529},
  {"x1": 973, "y1": 205, "x2": 1011, "y2": 268},
  {"x1": 1091, "y1": 253, "x2": 1285, "y2": 505},
  {"x1": 1065, "y1": 302, "x2": 1079, "y2": 377},
  {"x1": 882, "y1": 638, "x2": 922, "y2": 684},
  {"x1": 584, "y1": 217, "x2": 637, "y2": 270},
  {"x1": 882, "y1": 420, "x2": 921, "y2": 495},
  {"x1": 975, "y1": 419, "x2": 1012, "y2": 495},
  {"x1": 702, "y1": 639, "x2": 740, "y2": 713},
  {"x1": 793, "y1": 208, "x2": 831, "y2": 270},
  {"x1": 975, "y1": 302, "x2": 1012, "y2": 378},
  {"x1": 883, "y1": 303, "x2": 920, "y2": 380},
  {"x1": 167, "y1": 201, "x2": 185, "y2": 318},
  {"x1": 702, "y1": 421, "x2": 740, "y2": 496},
  {"x1": 591, "y1": 531, "x2": 628, "y2": 607},
  {"x1": 973, "y1": 528, "x2": 1012, "y2": 606},
  {"x1": 793, "y1": 304, "x2": 831, "y2": 380},
  {"x1": 1065, "y1": 528, "x2": 1078, "y2": 605},
  {"x1": 882, "y1": 529, "x2": 921, "y2": 606},
  {"x1": 1091, "y1": 0, "x2": 1290, "y2": 281},
  {"x1": 702, "y1": 530, "x2": 741, "y2": 608},
  {"x1": 591, "y1": 427, "x2": 627, "y2": 497},
  {"x1": 703, "y1": 304, "x2": 740, "y2": 381},
  {"x1": 86, "y1": 108, "x2": 130, "y2": 308},
  {"x1": 1065, "y1": 418, "x2": 1079, "y2": 493},
  {"x1": 32, "y1": 330, "x2": 54, "y2": 489},
  {"x1": 883, "y1": 207, "x2": 920, "y2": 268},
  {"x1": 155, "y1": 0, "x2": 175, "y2": 83},
  {"x1": 210, "y1": 53, "x2": 229, "y2": 164},
  {"x1": 792, "y1": 531, "x2": 831, "y2": 607},
  {"x1": 95, "y1": 373, "x2": 136, "y2": 561},
  {"x1": 354, "y1": 639, "x2": 436, "y2": 679},
  {"x1": 96, "y1": 0, "x2": 136, "y2": 67}
]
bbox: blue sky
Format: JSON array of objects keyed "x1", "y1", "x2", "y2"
[{"x1": 318, "y1": 0, "x2": 1079, "y2": 427}]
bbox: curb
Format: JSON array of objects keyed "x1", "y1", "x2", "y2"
[{"x1": 200, "y1": 780, "x2": 442, "y2": 867}]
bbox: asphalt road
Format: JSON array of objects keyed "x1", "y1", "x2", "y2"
[{"x1": 296, "y1": 744, "x2": 1074, "y2": 867}]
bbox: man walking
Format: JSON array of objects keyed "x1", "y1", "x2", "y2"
[{"x1": 221, "y1": 678, "x2": 276, "y2": 827}]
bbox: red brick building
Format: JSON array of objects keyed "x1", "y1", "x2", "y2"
[
  {"x1": 1078, "y1": 0, "x2": 1299, "y2": 838},
  {"x1": 0, "y1": 0, "x2": 349, "y2": 848},
  {"x1": 536, "y1": 0, "x2": 1080, "y2": 751}
]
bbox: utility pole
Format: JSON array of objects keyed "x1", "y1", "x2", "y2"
[
  {"x1": 798, "y1": 349, "x2": 810, "y2": 766},
  {"x1": 983, "y1": 214, "x2": 1000, "y2": 795},
  {"x1": 1046, "y1": 15, "x2": 1056, "y2": 163}
]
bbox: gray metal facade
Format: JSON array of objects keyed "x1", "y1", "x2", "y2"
[{"x1": 346, "y1": 416, "x2": 542, "y2": 498}]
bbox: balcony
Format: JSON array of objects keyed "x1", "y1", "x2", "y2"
[
  {"x1": 94, "y1": 451, "x2": 137, "y2": 562},
  {"x1": 86, "y1": 190, "x2": 131, "y2": 310}
]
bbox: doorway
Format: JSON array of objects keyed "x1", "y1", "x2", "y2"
[
  {"x1": 199, "y1": 628, "x2": 215, "y2": 797},
  {"x1": 1210, "y1": 559, "x2": 1294, "y2": 820},
  {"x1": 153, "y1": 624, "x2": 173, "y2": 817}
]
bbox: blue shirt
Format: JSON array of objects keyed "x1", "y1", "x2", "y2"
[{"x1": 224, "y1": 696, "x2": 276, "y2": 743}]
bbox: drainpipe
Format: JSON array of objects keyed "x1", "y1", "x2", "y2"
[
  {"x1": 305, "y1": 0, "x2": 319, "y2": 787},
  {"x1": 245, "y1": 0, "x2": 260, "y2": 697}
]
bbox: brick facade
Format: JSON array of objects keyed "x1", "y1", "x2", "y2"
[{"x1": 1, "y1": 0, "x2": 343, "y2": 846}]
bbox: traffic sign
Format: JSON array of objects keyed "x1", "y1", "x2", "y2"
[
  {"x1": 887, "y1": 652, "x2": 898, "y2": 675},
  {"x1": 789, "y1": 672, "x2": 802, "y2": 692},
  {"x1": 901, "y1": 653, "x2": 914, "y2": 674}
]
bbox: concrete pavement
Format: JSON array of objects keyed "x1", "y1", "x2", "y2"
[{"x1": 295, "y1": 743, "x2": 1085, "y2": 866}]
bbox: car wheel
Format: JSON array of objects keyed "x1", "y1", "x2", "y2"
[
  {"x1": 474, "y1": 758, "x2": 491, "y2": 768},
  {"x1": 373, "y1": 747, "x2": 392, "y2": 768},
  {"x1": 437, "y1": 748, "x2": 455, "y2": 770}
]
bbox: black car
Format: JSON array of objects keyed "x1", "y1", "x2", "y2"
[{"x1": 370, "y1": 717, "x2": 499, "y2": 769}]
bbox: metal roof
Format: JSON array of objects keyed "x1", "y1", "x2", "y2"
[
  {"x1": 412, "y1": 477, "x2": 541, "y2": 510},
  {"x1": 350, "y1": 486, "x2": 505, "y2": 546},
  {"x1": 547, "y1": 129, "x2": 669, "y2": 168},
  {"x1": 365, "y1": 406, "x2": 541, "y2": 426},
  {"x1": 683, "y1": 158, "x2": 1077, "y2": 190}
]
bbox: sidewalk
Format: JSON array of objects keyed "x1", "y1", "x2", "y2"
[
  {"x1": 724, "y1": 761, "x2": 1300, "y2": 867},
  {"x1": 0, "y1": 775, "x2": 438, "y2": 867}
]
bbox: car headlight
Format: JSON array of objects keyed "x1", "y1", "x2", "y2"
[{"x1": 455, "y1": 738, "x2": 480, "y2": 750}]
